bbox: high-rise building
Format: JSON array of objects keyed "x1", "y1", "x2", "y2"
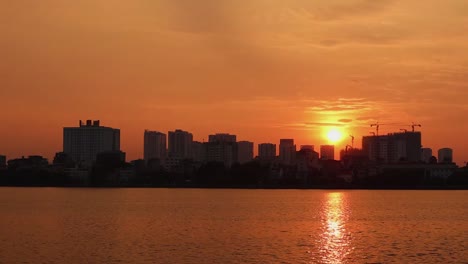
[
  {"x1": 362, "y1": 131, "x2": 422, "y2": 163},
  {"x1": 168, "y1": 129, "x2": 193, "y2": 159},
  {"x1": 63, "y1": 120, "x2": 120, "y2": 167},
  {"x1": 209, "y1": 133, "x2": 236, "y2": 143},
  {"x1": 340, "y1": 148, "x2": 367, "y2": 169},
  {"x1": 206, "y1": 133, "x2": 238, "y2": 167},
  {"x1": 421, "y1": 148, "x2": 433, "y2": 163},
  {"x1": 205, "y1": 143, "x2": 236, "y2": 167},
  {"x1": 258, "y1": 143, "x2": 276, "y2": 160},
  {"x1": 192, "y1": 141, "x2": 206, "y2": 163},
  {"x1": 438, "y1": 148, "x2": 453, "y2": 164},
  {"x1": 362, "y1": 135, "x2": 389, "y2": 163},
  {"x1": 0, "y1": 155, "x2": 6, "y2": 169},
  {"x1": 296, "y1": 148, "x2": 320, "y2": 178},
  {"x1": 300, "y1": 145, "x2": 315, "y2": 151},
  {"x1": 238, "y1": 141, "x2": 254, "y2": 164},
  {"x1": 320, "y1": 145, "x2": 335, "y2": 160},
  {"x1": 297, "y1": 148, "x2": 319, "y2": 161},
  {"x1": 391, "y1": 132, "x2": 421, "y2": 162},
  {"x1": 279, "y1": 139, "x2": 296, "y2": 165},
  {"x1": 144, "y1": 130, "x2": 167, "y2": 163}
]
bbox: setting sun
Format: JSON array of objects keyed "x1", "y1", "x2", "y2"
[{"x1": 326, "y1": 129, "x2": 343, "y2": 143}]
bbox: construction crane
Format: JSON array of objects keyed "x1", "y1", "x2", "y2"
[
  {"x1": 400, "y1": 129, "x2": 408, "y2": 133},
  {"x1": 370, "y1": 123, "x2": 380, "y2": 135},
  {"x1": 411, "y1": 123, "x2": 422, "y2": 132},
  {"x1": 349, "y1": 135, "x2": 355, "y2": 148}
]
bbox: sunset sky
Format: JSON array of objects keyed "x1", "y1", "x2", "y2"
[{"x1": 1, "y1": 0, "x2": 467, "y2": 165}]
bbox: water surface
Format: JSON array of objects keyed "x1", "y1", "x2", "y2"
[{"x1": 0, "y1": 188, "x2": 466, "y2": 263}]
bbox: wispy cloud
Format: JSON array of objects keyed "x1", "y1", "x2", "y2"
[
  {"x1": 278, "y1": 122, "x2": 345, "y2": 131},
  {"x1": 306, "y1": 122, "x2": 345, "y2": 127},
  {"x1": 305, "y1": 98, "x2": 373, "y2": 115}
]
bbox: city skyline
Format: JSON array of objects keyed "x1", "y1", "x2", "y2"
[
  {"x1": 1, "y1": 0, "x2": 467, "y2": 165},
  {"x1": 1, "y1": 2, "x2": 467, "y2": 264},
  {"x1": 0, "y1": 120, "x2": 461, "y2": 166}
]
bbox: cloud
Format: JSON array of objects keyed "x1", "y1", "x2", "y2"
[
  {"x1": 278, "y1": 122, "x2": 345, "y2": 131},
  {"x1": 156, "y1": 0, "x2": 235, "y2": 34},
  {"x1": 305, "y1": 98, "x2": 373, "y2": 114},
  {"x1": 274, "y1": 0, "x2": 395, "y2": 22},
  {"x1": 356, "y1": 116, "x2": 375, "y2": 121},
  {"x1": 299, "y1": 97, "x2": 430, "y2": 131},
  {"x1": 305, "y1": 122, "x2": 345, "y2": 127},
  {"x1": 155, "y1": 0, "x2": 399, "y2": 49},
  {"x1": 315, "y1": 0, "x2": 395, "y2": 21}
]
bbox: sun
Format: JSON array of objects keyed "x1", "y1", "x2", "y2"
[{"x1": 326, "y1": 129, "x2": 343, "y2": 143}]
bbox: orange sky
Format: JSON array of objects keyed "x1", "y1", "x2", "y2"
[{"x1": 1, "y1": 0, "x2": 467, "y2": 165}]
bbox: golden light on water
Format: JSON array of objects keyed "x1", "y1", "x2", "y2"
[{"x1": 319, "y1": 192, "x2": 352, "y2": 264}]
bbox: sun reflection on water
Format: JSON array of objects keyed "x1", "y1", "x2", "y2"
[{"x1": 319, "y1": 192, "x2": 352, "y2": 264}]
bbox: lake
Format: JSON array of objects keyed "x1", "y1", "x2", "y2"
[{"x1": 0, "y1": 188, "x2": 466, "y2": 263}]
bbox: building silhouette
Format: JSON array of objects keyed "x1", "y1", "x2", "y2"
[
  {"x1": 320, "y1": 145, "x2": 335, "y2": 160},
  {"x1": 363, "y1": 135, "x2": 389, "y2": 163},
  {"x1": 7, "y1": 156, "x2": 48, "y2": 170},
  {"x1": 0, "y1": 155, "x2": 6, "y2": 169},
  {"x1": 300, "y1": 145, "x2": 315, "y2": 151},
  {"x1": 63, "y1": 120, "x2": 120, "y2": 167},
  {"x1": 296, "y1": 148, "x2": 320, "y2": 181},
  {"x1": 421, "y1": 148, "x2": 433, "y2": 163},
  {"x1": 206, "y1": 133, "x2": 238, "y2": 167},
  {"x1": 168, "y1": 129, "x2": 193, "y2": 159},
  {"x1": 279, "y1": 139, "x2": 296, "y2": 165},
  {"x1": 258, "y1": 143, "x2": 276, "y2": 160},
  {"x1": 144, "y1": 130, "x2": 167, "y2": 163},
  {"x1": 96, "y1": 151, "x2": 126, "y2": 167},
  {"x1": 362, "y1": 131, "x2": 422, "y2": 163},
  {"x1": 53, "y1": 152, "x2": 75, "y2": 168},
  {"x1": 209, "y1": 134, "x2": 236, "y2": 143},
  {"x1": 340, "y1": 148, "x2": 367, "y2": 171},
  {"x1": 438, "y1": 148, "x2": 453, "y2": 164},
  {"x1": 237, "y1": 141, "x2": 254, "y2": 164},
  {"x1": 191, "y1": 141, "x2": 206, "y2": 163}
]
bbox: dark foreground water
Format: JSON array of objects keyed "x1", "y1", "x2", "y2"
[{"x1": 0, "y1": 188, "x2": 466, "y2": 264}]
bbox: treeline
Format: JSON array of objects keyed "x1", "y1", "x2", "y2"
[{"x1": 1, "y1": 161, "x2": 468, "y2": 189}]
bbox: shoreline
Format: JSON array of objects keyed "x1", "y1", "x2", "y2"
[{"x1": 1, "y1": 184, "x2": 467, "y2": 190}]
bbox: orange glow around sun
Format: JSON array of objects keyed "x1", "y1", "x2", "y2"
[{"x1": 326, "y1": 128, "x2": 343, "y2": 143}]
